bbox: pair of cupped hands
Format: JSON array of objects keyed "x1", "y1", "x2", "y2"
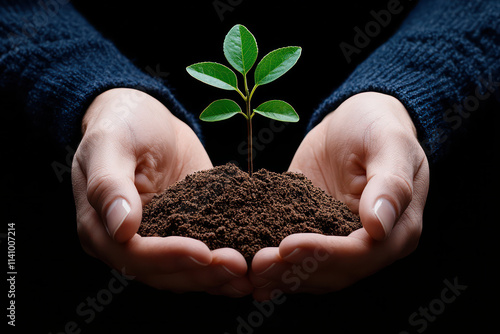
[{"x1": 72, "y1": 88, "x2": 429, "y2": 300}]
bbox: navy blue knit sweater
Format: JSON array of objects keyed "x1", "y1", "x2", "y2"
[
  {"x1": 0, "y1": 0, "x2": 201, "y2": 145},
  {"x1": 1, "y1": 0, "x2": 499, "y2": 162},
  {"x1": 311, "y1": 0, "x2": 500, "y2": 161}
]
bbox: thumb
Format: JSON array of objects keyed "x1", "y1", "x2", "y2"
[
  {"x1": 81, "y1": 137, "x2": 142, "y2": 243},
  {"x1": 358, "y1": 142, "x2": 416, "y2": 241}
]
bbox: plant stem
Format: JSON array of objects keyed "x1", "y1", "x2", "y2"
[
  {"x1": 236, "y1": 87, "x2": 246, "y2": 101},
  {"x1": 247, "y1": 115, "x2": 252, "y2": 176},
  {"x1": 243, "y1": 74, "x2": 253, "y2": 176}
]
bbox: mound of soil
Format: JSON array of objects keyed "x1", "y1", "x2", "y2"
[{"x1": 138, "y1": 163, "x2": 361, "y2": 259}]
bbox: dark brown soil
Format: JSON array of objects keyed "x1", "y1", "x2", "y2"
[{"x1": 139, "y1": 163, "x2": 361, "y2": 259}]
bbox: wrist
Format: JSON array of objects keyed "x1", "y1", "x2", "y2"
[
  {"x1": 81, "y1": 88, "x2": 174, "y2": 135},
  {"x1": 324, "y1": 92, "x2": 418, "y2": 138}
]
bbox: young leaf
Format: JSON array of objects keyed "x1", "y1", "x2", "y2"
[
  {"x1": 253, "y1": 100, "x2": 299, "y2": 122},
  {"x1": 254, "y1": 47, "x2": 302, "y2": 86},
  {"x1": 200, "y1": 99, "x2": 243, "y2": 122},
  {"x1": 223, "y1": 24, "x2": 258, "y2": 75},
  {"x1": 186, "y1": 62, "x2": 238, "y2": 91}
]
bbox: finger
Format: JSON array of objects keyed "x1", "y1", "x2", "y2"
[
  {"x1": 227, "y1": 276, "x2": 255, "y2": 296},
  {"x1": 81, "y1": 214, "x2": 214, "y2": 276},
  {"x1": 140, "y1": 249, "x2": 249, "y2": 292},
  {"x1": 251, "y1": 242, "x2": 334, "y2": 287},
  {"x1": 279, "y1": 231, "x2": 409, "y2": 288},
  {"x1": 250, "y1": 247, "x2": 281, "y2": 276},
  {"x1": 210, "y1": 247, "x2": 248, "y2": 278},
  {"x1": 75, "y1": 131, "x2": 142, "y2": 242},
  {"x1": 122, "y1": 236, "x2": 215, "y2": 275},
  {"x1": 279, "y1": 233, "x2": 362, "y2": 264},
  {"x1": 250, "y1": 245, "x2": 335, "y2": 293},
  {"x1": 359, "y1": 130, "x2": 424, "y2": 240},
  {"x1": 279, "y1": 233, "x2": 370, "y2": 290},
  {"x1": 250, "y1": 248, "x2": 290, "y2": 288},
  {"x1": 72, "y1": 162, "x2": 108, "y2": 259}
]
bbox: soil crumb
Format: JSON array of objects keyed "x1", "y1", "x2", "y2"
[{"x1": 139, "y1": 163, "x2": 361, "y2": 259}]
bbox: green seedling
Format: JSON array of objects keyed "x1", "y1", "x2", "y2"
[{"x1": 186, "y1": 24, "x2": 301, "y2": 175}]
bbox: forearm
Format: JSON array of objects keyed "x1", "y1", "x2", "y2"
[
  {"x1": 310, "y1": 0, "x2": 500, "y2": 162},
  {"x1": 0, "y1": 0, "x2": 200, "y2": 146}
]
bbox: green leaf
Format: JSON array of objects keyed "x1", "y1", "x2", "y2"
[
  {"x1": 254, "y1": 47, "x2": 302, "y2": 86},
  {"x1": 200, "y1": 99, "x2": 243, "y2": 122},
  {"x1": 253, "y1": 100, "x2": 299, "y2": 122},
  {"x1": 186, "y1": 62, "x2": 238, "y2": 90},
  {"x1": 223, "y1": 24, "x2": 258, "y2": 75}
]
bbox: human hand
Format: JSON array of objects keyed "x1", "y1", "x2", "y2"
[
  {"x1": 72, "y1": 88, "x2": 252, "y2": 296},
  {"x1": 250, "y1": 92, "x2": 429, "y2": 300}
]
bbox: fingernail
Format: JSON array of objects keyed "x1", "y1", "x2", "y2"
[
  {"x1": 222, "y1": 265, "x2": 240, "y2": 277},
  {"x1": 105, "y1": 198, "x2": 131, "y2": 239},
  {"x1": 282, "y1": 248, "x2": 302, "y2": 261},
  {"x1": 188, "y1": 256, "x2": 210, "y2": 266},
  {"x1": 256, "y1": 263, "x2": 276, "y2": 276},
  {"x1": 373, "y1": 198, "x2": 397, "y2": 238}
]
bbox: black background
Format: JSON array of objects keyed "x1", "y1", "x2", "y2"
[{"x1": 2, "y1": 0, "x2": 499, "y2": 333}]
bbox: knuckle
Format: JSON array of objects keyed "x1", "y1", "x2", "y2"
[
  {"x1": 86, "y1": 171, "x2": 120, "y2": 211},
  {"x1": 76, "y1": 129, "x2": 105, "y2": 162}
]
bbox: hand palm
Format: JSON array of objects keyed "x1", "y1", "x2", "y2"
[
  {"x1": 289, "y1": 115, "x2": 367, "y2": 214},
  {"x1": 73, "y1": 89, "x2": 252, "y2": 296},
  {"x1": 250, "y1": 92, "x2": 429, "y2": 300}
]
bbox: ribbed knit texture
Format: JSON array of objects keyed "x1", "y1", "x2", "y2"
[
  {"x1": 1, "y1": 1, "x2": 499, "y2": 161},
  {"x1": 310, "y1": 0, "x2": 500, "y2": 162},
  {"x1": 0, "y1": 0, "x2": 200, "y2": 145}
]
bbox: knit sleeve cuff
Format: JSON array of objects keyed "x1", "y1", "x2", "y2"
[
  {"x1": 309, "y1": 38, "x2": 454, "y2": 162},
  {"x1": 309, "y1": 0, "x2": 500, "y2": 163},
  {"x1": 26, "y1": 38, "x2": 201, "y2": 146}
]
